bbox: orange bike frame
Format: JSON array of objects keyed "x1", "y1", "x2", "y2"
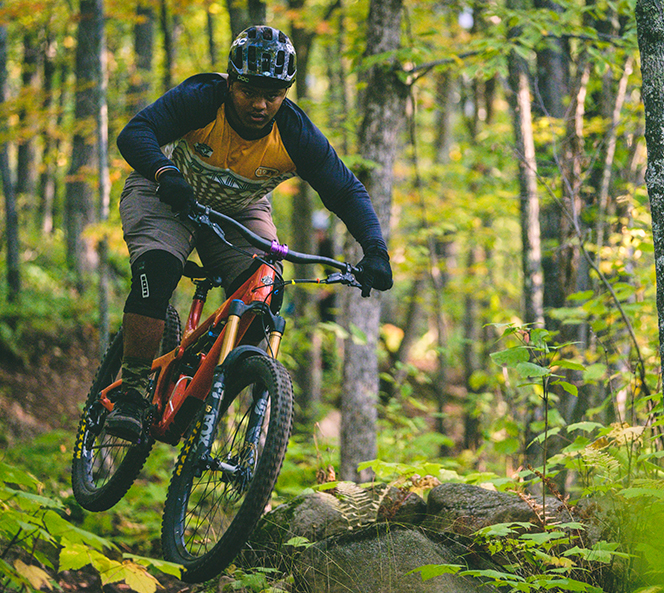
[{"x1": 99, "y1": 261, "x2": 283, "y2": 444}]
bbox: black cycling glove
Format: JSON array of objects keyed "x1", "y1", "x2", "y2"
[
  {"x1": 156, "y1": 170, "x2": 196, "y2": 218},
  {"x1": 356, "y1": 246, "x2": 393, "y2": 298}
]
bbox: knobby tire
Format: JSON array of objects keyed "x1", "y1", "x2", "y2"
[
  {"x1": 161, "y1": 354, "x2": 293, "y2": 583},
  {"x1": 71, "y1": 305, "x2": 181, "y2": 512}
]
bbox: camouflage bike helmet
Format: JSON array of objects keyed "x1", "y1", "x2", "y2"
[{"x1": 228, "y1": 26, "x2": 297, "y2": 88}]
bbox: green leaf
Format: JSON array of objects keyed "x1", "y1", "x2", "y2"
[
  {"x1": 349, "y1": 323, "x2": 367, "y2": 345},
  {"x1": 314, "y1": 481, "x2": 339, "y2": 492},
  {"x1": 474, "y1": 522, "x2": 532, "y2": 537},
  {"x1": 103, "y1": 561, "x2": 161, "y2": 593},
  {"x1": 553, "y1": 380, "x2": 578, "y2": 397},
  {"x1": 530, "y1": 427, "x2": 561, "y2": 444},
  {"x1": 554, "y1": 359, "x2": 586, "y2": 371},
  {"x1": 567, "y1": 422, "x2": 604, "y2": 433},
  {"x1": 59, "y1": 543, "x2": 116, "y2": 572},
  {"x1": 0, "y1": 462, "x2": 41, "y2": 490},
  {"x1": 583, "y1": 363, "x2": 607, "y2": 382},
  {"x1": 45, "y1": 514, "x2": 114, "y2": 552},
  {"x1": 123, "y1": 554, "x2": 183, "y2": 579},
  {"x1": 285, "y1": 536, "x2": 313, "y2": 549},
  {"x1": 520, "y1": 531, "x2": 565, "y2": 544},
  {"x1": 408, "y1": 564, "x2": 463, "y2": 580},
  {"x1": 490, "y1": 346, "x2": 530, "y2": 367},
  {"x1": 620, "y1": 487, "x2": 664, "y2": 500},
  {"x1": 516, "y1": 361, "x2": 551, "y2": 378}
]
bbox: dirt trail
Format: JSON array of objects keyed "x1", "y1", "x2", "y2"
[{"x1": 0, "y1": 331, "x2": 97, "y2": 444}]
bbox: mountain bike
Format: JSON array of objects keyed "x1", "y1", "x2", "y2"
[{"x1": 71, "y1": 202, "x2": 362, "y2": 583}]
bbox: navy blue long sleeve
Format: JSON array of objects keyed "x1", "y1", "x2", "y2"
[{"x1": 117, "y1": 73, "x2": 387, "y2": 253}]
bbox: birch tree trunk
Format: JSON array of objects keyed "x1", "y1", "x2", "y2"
[
  {"x1": 340, "y1": 0, "x2": 407, "y2": 482},
  {"x1": 39, "y1": 29, "x2": 57, "y2": 234},
  {"x1": 636, "y1": 0, "x2": 664, "y2": 403},
  {"x1": 507, "y1": 0, "x2": 544, "y2": 328},
  {"x1": 96, "y1": 0, "x2": 110, "y2": 353}
]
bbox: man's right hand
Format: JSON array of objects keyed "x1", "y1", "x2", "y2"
[{"x1": 157, "y1": 171, "x2": 196, "y2": 217}]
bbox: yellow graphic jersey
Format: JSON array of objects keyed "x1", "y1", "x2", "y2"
[{"x1": 164, "y1": 107, "x2": 297, "y2": 215}]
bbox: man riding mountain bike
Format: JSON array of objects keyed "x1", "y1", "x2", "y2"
[{"x1": 108, "y1": 25, "x2": 393, "y2": 443}]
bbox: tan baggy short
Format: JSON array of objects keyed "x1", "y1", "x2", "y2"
[{"x1": 119, "y1": 171, "x2": 279, "y2": 291}]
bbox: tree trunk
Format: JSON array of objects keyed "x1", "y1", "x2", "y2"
[
  {"x1": 533, "y1": 0, "x2": 569, "y2": 118},
  {"x1": 16, "y1": 31, "x2": 39, "y2": 198},
  {"x1": 96, "y1": 0, "x2": 111, "y2": 353},
  {"x1": 534, "y1": 0, "x2": 569, "y2": 332},
  {"x1": 39, "y1": 28, "x2": 57, "y2": 234},
  {"x1": 127, "y1": 2, "x2": 154, "y2": 114},
  {"x1": 160, "y1": 0, "x2": 181, "y2": 92},
  {"x1": 636, "y1": 0, "x2": 664, "y2": 409},
  {"x1": 65, "y1": 0, "x2": 101, "y2": 283},
  {"x1": 340, "y1": 0, "x2": 407, "y2": 483},
  {"x1": 207, "y1": 8, "x2": 218, "y2": 67},
  {"x1": 0, "y1": 16, "x2": 20, "y2": 301},
  {"x1": 507, "y1": 34, "x2": 544, "y2": 328},
  {"x1": 288, "y1": 0, "x2": 343, "y2": 426},
  {"x1": 225, "y1": 0, "x2": 266, "y2": 39}
]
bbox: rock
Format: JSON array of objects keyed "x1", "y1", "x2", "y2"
[
  {"x1": 242, "y1": 491, "x2": 350, "y2": 568},
  {"x1": 423, "y1": 482, "x2": 567, "y2": 535},
  {"x1": 377, "y1": 487, "x2": 427, "y2": 525},
  {"x1": 294, "y1": 523, "x2": 499, "y2": 593}
]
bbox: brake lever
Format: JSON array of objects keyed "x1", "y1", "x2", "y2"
[
  {"x1": 322, "y1": 265, "x2": 362, "y2": 289},
  {"x1": 189, "y1": 205, "x2": 227, "y2": 243}
]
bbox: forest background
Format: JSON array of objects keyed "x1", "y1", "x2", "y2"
[{"x1": 1, "y1": 0, "x2": 664, "y2": 591}]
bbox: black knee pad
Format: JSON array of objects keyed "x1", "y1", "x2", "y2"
[{"x1": 124, "y1": 250, "x2": 183, "y2": 320}]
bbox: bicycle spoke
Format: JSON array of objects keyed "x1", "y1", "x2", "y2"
[{"x1": 161, "y1": 355, "x2": 293, "y2": 583}]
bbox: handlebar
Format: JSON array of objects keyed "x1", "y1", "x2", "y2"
[{"x1": 188, "y1": 202, "x2": 361, "y2": 288}]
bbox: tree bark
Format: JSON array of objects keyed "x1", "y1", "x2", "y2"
[
  {"x1": 65, "y1": 0, "x2": 101, "y2": 283},
  {"x1": 96, "y1": 0, "x2": 111, "y2": 353},
  {"x1": 160, "y1": 0, "x2": 181, "y2": 92},
  {"x1": 287, "y1": 0, "x2": 342, "y2": 426},
  {"x1": 287, "y1": 1, "x2": 318, "y2": 427},
  {"x1": 507, "y1": 33, "x2": 544, "y2": 328},
  {"x1": 0, "y1": 16, "x2": 20, "y2": 301},
  {"x1": 39, "y1": 28, "x2": 57, "y2": 234},
  {"x1": 225, "y1": 0, "x2": 266, "y2": 39},
  {"x1": 16, "y1": 31, "x2": 39, "y2": 198},
  {"x1": 340, "y1": 0, "x2": 408, "y2": 483},
  {"x1": 127, "y1": 2, "x2": 154, "y2": 114},
  {"x1": 636, "y1": 0, "x2": 664, "y2": 405},
  {"x1": 533, "y1": 0, "x2": 569, "y2": 118}
]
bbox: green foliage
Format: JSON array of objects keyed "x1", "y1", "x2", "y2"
[
  {"x1": 0, "y1": 460, "x2": 180, "y2": 593},
  {"x1": 220, "y1": 565, "x2": 290, "y2": 592}
]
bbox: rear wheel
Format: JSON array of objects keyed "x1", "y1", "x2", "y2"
[
  {"x1": 161, "y1": 354, "x2": 293, "y2": 583},
  {"x1": 71, "y1": 304, "x2": 182, "y2": 512},
  {"x1": 160, "y1": 304, "x2": 182, "y2": 354},
  {"x1": 71, "y1": 330, "x2": 153, "y2": 511}
]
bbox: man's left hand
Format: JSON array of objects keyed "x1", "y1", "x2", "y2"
[{"x1": 356, "y1": 247, "x2": 393, "y2": 298}]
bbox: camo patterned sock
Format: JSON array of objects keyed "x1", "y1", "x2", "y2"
[{"x1": 121, "y1": 356, "x2": 152, "y2": 394}]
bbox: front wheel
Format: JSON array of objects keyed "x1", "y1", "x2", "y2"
[{"x1": 161, "y1": 355, "x2": 293, "y2": 583}]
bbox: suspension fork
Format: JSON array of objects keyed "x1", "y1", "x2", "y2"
[{"x1": 267, "y1": 316, "x2": 286, "y2": 358}]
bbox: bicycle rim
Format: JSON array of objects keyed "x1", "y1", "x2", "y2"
[
  {"x1": 71, "y1": 330, "x2": 153, "y2": 512},
  {"x1": 161, "y1": 355, "x2": 293, "y2": 583}
]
